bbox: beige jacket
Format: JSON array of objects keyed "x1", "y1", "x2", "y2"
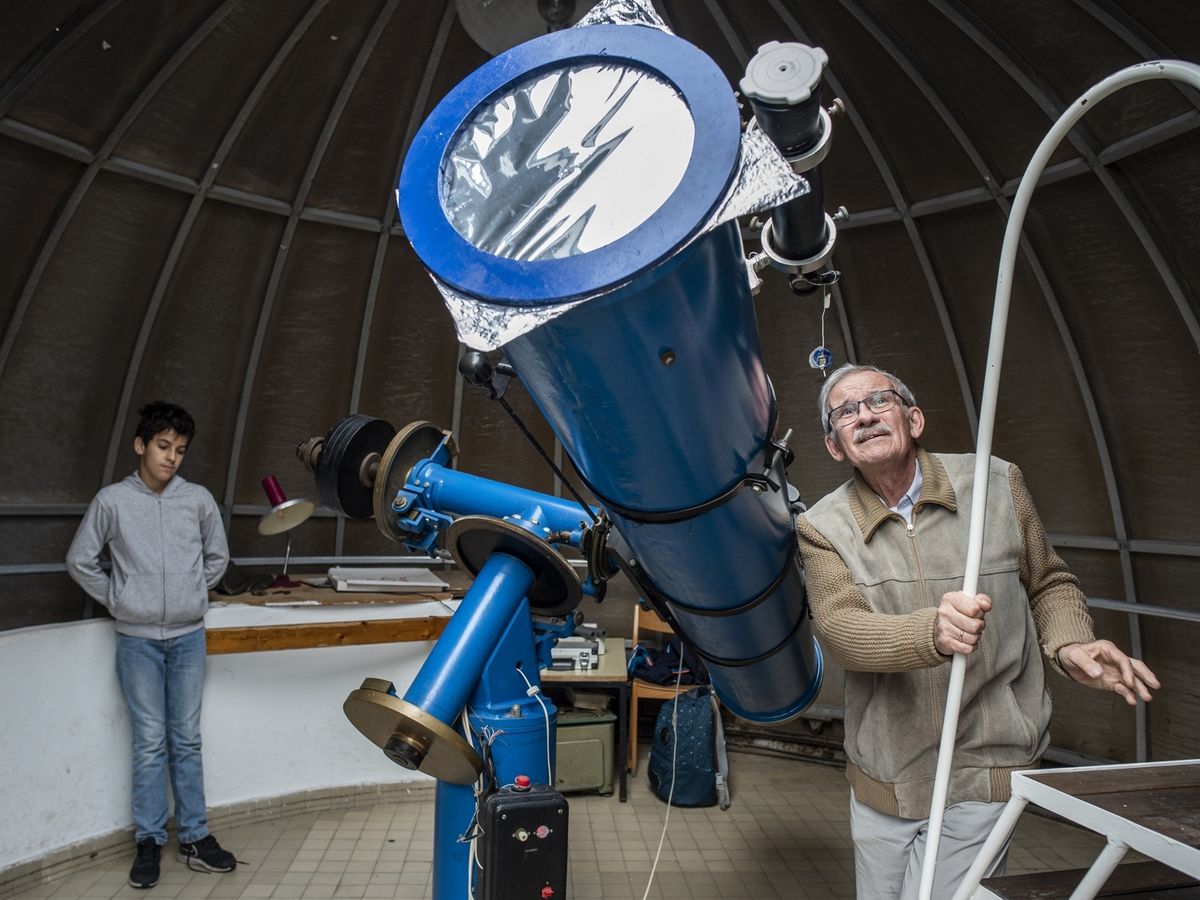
[{"x1": 797, "y1": 449, "x2": 1094, "y2": 818}]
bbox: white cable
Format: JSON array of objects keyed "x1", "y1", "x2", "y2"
[
  {"x1": 640, "y1": 652, "x2": 686, "y2": 900},
  {"x1": 462, "y1": 712, "x2": 480, "y2": 900},
  {"x1": 820, "y1": 284, "x2": 830, "y2": 378},
  {"x1": 515, "y1": 664, "x2": 553, "y2": 785},
  {"x1": 918, "y1": 59, "x2": 1200, "y2": 900}
]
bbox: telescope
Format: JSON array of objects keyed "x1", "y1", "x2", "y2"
[{"x1": 299, "y1": 4, "x2": 841, "y2": 897}]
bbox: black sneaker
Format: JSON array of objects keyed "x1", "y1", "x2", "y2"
[
  {"x1": 129, "y1": 838, "x2": 161, "y2": 889},
  {"x1": 177, "y1": 834, "x2": 237, "y2": 873}
]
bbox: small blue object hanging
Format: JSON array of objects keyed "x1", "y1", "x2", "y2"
[{"x1": 809, "y1": 346, "x2": 832, "y2": 370}]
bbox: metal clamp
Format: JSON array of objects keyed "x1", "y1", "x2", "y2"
[{"x1": 759, "y1": 212, "x2": 838, "y2": 275}]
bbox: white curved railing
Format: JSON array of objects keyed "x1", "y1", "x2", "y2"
[{"x1": 920, "y1": 59, "x2": 1200, "y2": 900}]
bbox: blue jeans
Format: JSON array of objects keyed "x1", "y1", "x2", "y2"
[{"x1": 115, "y1": 629, "x2": 210, "y2": 845}]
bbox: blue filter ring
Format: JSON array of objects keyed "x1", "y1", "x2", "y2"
[{"x1": 399, "y1": 24, "x2": 741, "y2": 304}]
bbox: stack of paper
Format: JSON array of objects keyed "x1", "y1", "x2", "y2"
[{"x1": 328, "y1": 566, "x2": 450, "y2": 593}]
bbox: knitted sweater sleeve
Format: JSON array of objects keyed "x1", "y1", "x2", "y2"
[
  {"x1": 796, "y1": 515, "x2": 946, "y2": 672},
  {"x1": 1009, "y1": 464, "x2": 1096, "y2": 675}
]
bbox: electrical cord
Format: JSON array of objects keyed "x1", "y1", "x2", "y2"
[
  {"x1": 641, "y1": 655, "x2": 686, "y2": 900},
  {"x1": 495, "y1": 394, "x2": 598, "y2": 525},
  {"x1": 461, "y1": 714, "x2": 481, "y2": 900},
  {"x1": 514, "y1": 663, "x2": 553, "y2": 785}
]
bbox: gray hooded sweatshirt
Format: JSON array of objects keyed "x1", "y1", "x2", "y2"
[{"x1": 66, "y1": 472, "x2": 230, "y2": 639}]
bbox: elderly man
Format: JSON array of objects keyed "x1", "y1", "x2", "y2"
[{"x1": 795, "y1": 363, "x2": 1158, "y2": 899}]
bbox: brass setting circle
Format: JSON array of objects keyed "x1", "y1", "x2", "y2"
[
  {"x1": 372, "y1": 421, "x2": 456, "y2": 543},
  {"x1": 343, "y1": 679, "x2": 481, "y2": 785},
  {"x1": 447, "y1": 515, "x2": 582, "y2": 616}
]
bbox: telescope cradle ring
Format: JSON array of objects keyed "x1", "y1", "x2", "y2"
[
  {"x1": 447, "y1": 516, "x2": 582, "y2": 617},
  {"x1": 759, "y1": 213, "x2": 838, "y2": 276},
  {"x1": 629, "y1": 572, "x2": 823, "y2": 724},
  {"x1": 343, "y1": 678, "x2": 482, "y2": 785},
  {"x1": 579, "y1": 469, "x2": 777, "y2": 525},
  {"x1": 398, "y1": 23, "x2": 742, "y2": 304},
  {"x1": 626, "y1": 544, "x2": 821, "y2": 719},
  {"x1": 615, "y1": 544, "x2": 810, "y2": 667},
  {"x1": 313, "y1": 415, "x2": 397, "y2": 519},
  {"x1": 570, "y1": 393, "x2": 782, "y2": 525},
  {"x1": 373, "y1": 421, "x2": 457, "y2": 543},
  {"x1": 656, "y1": 536, "x2": 798, "y2": 620},
  {"x1": 642, "y1": 563, "x2": 816, "y2": 674}
]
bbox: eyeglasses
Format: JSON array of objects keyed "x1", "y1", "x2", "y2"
[{"x1": 826, "y1": 389, "x2": 906, "y2": 431}]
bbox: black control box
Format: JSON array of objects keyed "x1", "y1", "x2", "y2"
[{"x1": 479, "y1": 783, "x2": 569, "y2": 900}]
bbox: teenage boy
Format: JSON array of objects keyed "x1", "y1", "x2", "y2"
[{"x1": 67, "y1": 402, "x2": 235, "y2": 888}]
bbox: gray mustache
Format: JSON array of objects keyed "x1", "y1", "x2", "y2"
[{"x1": 853, "y1": 424, "x2": 893, "y2": 443}]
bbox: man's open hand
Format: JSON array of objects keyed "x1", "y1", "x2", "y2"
[{"x1": 1057, "y1": 640, "x2": 1160, "y2": 704}]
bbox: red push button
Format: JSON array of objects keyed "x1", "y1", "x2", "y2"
[
  {"x1": 540, "y1": 887, "x2": 554, "y2": 898},
  {"x1": 514, "y1": 774, "x2": 531, "y2": 791}
]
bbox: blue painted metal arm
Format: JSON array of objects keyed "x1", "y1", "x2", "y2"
[
  {"x1": 405, "y1": 552, "x2": 537, "y2": 724},
  {"x1": 417, "y1": 462, "x2": 594, "y2": 540}
]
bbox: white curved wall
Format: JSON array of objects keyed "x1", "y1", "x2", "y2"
[{"x1": 0, "y1": 601, "x2": 442, "y2": 872}]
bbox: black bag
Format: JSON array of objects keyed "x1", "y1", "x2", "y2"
[
  {"x1": 214, "y1": 561, "x2": 273, "y2": 596},
  {"x1": 646, "y1": 686, "x2": 730, "y2": 809},
  {"x1": 629, "y1": 638, "x2": 708, "y2": 686}
]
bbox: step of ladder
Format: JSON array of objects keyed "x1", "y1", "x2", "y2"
[{"x1": 978, "y1": 860, "x2": 1200, "y2": 899}]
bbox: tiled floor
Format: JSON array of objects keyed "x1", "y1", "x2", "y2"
[{"x1": 11, "y1": 752, "x2": 1116, "y2": 900}]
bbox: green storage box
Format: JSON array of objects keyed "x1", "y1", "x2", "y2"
[{"x1": 555, "y1": 708, "x2": 616, "y2": 795}]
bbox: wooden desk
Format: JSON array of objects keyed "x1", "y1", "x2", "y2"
[
  {"x1": 214, "y1": 571, "x2": 472, "y2": 606},
  {"x1": 959, "y1": 760, "x2": 1200, "y2": 899},
  {"x1": 206, "y1": 615, "x2": 450, "y2": 654},
  {"x1": 542, "y1": 636, "x2": 629, "y2": 801},
  {"x1": 205, "y1": 580, "x2": 468, "y2": 654}
]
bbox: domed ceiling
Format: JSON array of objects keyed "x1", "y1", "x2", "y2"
[{"x1": 2, "y1": 0, "x2": 1199, "y2": 761}]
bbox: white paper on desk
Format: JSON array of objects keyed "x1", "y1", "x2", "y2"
[{"x1": 327, "y1": 566, "x2": 450, "y2": 593}]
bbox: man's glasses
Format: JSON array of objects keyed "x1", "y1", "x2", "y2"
[{"x1": 826, "y1": 389, "x2": 906, "y2": 432}]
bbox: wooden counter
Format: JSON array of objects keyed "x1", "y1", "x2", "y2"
[{"x1": 205, "y1": 572, "x2": 472, "y2": 654}]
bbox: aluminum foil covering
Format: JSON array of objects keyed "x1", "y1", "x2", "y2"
[
  {"x1": 578, "y1": 0, "x2": 670, "y2": 31},
  {"x1": 444, "y1": 63, "x2": 695, "y2": 260},
  {"x1": 428, "y1": 0, "x2": 809, "y2": 350},
  {"x1": 436, "y1": 276, "x2": 589, "y2": 351},
  {"x1": 701, "y1": 124, "x2": 811, "y2": 235}
]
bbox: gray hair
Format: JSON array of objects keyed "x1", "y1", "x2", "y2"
[{"x1": 817, "y1": 363, "x2": 917, "y2": 437}]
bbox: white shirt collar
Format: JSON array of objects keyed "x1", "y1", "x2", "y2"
[{"x1": 884, "y1": 463, "x2": 923, "y2": 526}]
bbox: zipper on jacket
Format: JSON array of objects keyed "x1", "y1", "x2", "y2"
[
  {"x1": 159, "y1": 496, "x2": 167, "y2": 630},
  {"x1": 906, "y1": 516, "x2": 942, "y2": 730},
  {"x1": 887, "y1": 512, "x2": 931, "y2": 612},
  {"x1": 905, "y1": 521, "x2": 928, "y2": 605}
]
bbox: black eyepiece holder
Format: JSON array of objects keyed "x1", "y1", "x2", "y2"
[{"x1": 740, "y1": 41, "x2": 838, "y2": 276}]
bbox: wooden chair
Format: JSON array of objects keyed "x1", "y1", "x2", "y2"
[{"x1": 627, "y1": 603, "x2": 692, "y2": 775}]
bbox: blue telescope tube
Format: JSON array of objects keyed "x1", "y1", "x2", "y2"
[
  {"x1": 399, "y1": 24, "x2": 821, "y2": 722},
  {"x1": 504, "y1": 226, "x2": 822, "y2": 722}
]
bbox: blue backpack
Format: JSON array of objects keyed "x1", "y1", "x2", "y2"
[{"x1": 646, "y1": 686, "x2": 730, "y2": 809}]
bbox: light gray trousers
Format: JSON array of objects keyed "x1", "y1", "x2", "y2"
[{"x1": 850, "y1": 789, "x2": 1011, "y2": 899}]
